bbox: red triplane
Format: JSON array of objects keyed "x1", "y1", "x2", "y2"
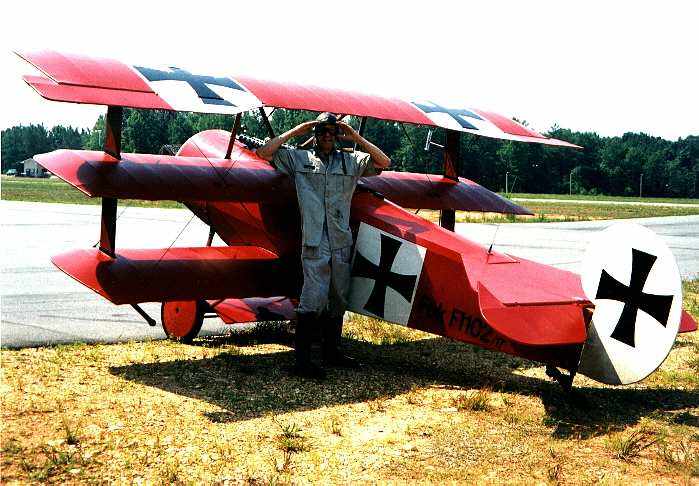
[{"x1": 17, "y1": 50, "x2": 696, "y2": 388}]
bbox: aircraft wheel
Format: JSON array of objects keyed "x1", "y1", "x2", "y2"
[{"x1": 161, "y1": 300, "x2": 205, "y2": 343}]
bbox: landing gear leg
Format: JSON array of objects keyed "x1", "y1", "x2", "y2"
[{"x1": 546, "y1": 366, "x2": 576, "y2": 392}]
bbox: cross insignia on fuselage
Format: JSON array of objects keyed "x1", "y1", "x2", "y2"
[
  {"x1": 412, "y1": 101, "x2": 483, "y2": 130},
  {"x1": 595, "y1": 248, "x2": 673, "y2": 348},
  {"x1": 352, "y1": 234, "x2": 418, "y2": 319},
  {"x1": 135, "y1": 66, "x2": 246, "y2": 106}
]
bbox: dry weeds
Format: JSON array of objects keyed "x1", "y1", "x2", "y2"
[
  {"x1": 1, "y1": 285, "x2": 698, "y2": 483},
  {"x1": 414, "y1": 201, "x2": 699, "y2": 225}
]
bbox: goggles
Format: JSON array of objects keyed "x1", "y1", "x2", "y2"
[{"x1": 315, "y1": 125, "x2": 338, "y2": 137}]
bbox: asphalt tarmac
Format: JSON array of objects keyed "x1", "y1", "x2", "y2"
[{"x1": 2, "y1": 201, "x2": 697, "y2": 348}]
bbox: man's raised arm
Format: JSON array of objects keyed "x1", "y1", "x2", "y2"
[
  {"x1": 256, "y1": 121, "x2": 317, "y2": 162},
  {"x1": 337, "y1": 121, "x2": 391, "y2": 170}
]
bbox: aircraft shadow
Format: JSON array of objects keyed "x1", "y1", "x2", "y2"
[{"x1": 109, "y1": 330, "x2": 698, "y2": 438}]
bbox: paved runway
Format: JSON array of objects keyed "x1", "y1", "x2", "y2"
[
  {"x1": 1, "y1": 201, "x2": 232, "y2": 348},
  {"x1": 456, "y1": 215, "x2": 699, "y2": 277},
  {"x1": 2, "y1": 201, "x2": 697, "y2": 348}
]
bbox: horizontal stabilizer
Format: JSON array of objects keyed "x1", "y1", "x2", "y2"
[
  {"x1": 680, "y1": 310, "x2": 698, "y2": 333},
  {"x1": 52, "y1": 247, "x2": 294, "y2": 305},
  {"x1": 210, "y1": 297, "x2": 296, "y2": 324},
  {"x1": 478, "y1": 283, "x2": 587, "y2": 346}
]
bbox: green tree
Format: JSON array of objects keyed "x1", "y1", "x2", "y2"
[
  {"x1": 84, "y1": 115, "x2": 105, "y2": 150},
  {"x1": 2, "y1": 108, "x2": 697, "y2": 197},
  {"x1": 167, "y1": 113, "x2": 195, "y2": 145},
  {"x1": 122, "y1": 109, "x2": 172, "y2": 153},
  {"x1": 1, "y1": 127, "x2": 24, "y2": 172},
  {"x1": 48, "y1": 125, "x2": 85, "y2": 150}
]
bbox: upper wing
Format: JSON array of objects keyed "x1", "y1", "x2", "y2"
[{"x1": 17, "y1": 49, "x2": 578, "y2": 148}]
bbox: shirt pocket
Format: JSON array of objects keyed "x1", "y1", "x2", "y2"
[
  {"x1": 327, "y1": 167, "x2": 354, "y2": 196},
  {"x1": 296, "y1": 163, "x2": 322, "y2": 175},
  {"x1": 296, "y1": 165, "x2": 324, "y2": 192}
]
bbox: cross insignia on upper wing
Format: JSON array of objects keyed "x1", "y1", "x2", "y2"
[{"x1": 135, "y1": 66, "x2": 246, "y2": 106}]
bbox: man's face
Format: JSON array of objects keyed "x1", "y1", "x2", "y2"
[{"x1": 314, "y1": 124, "x2": 337, "y2": 153}]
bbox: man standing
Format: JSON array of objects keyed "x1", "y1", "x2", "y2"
[{"x1": 257, "y1": 113, "x2": 390, "y2": 378}]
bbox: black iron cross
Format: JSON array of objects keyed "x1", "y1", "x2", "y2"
[
  {"x1": 595, "y1": 248, "x2": 673, "y2": 348},
  {"x1": 352, "y1": 234, "x2": 418, "y2": 318},
  {"x1": 135, "y1": 66, "x2": 246, "y2": 106},
  {"x1": 412, "y1": 101, "x2": 483, "y2": 130}
]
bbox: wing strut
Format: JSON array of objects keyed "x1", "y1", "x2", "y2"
[
  {"x1": 259, "y1": 107, "x2": 276, "y2": 138},
  {"x1": 225, "y1": 113, "x2": 242, "y2": 159},
  {"x1": 98, "y1": 106, "x2": 123, "y2": 257},
  {"x1": 439, "y1": 129, "x2": 461, "y2": 231},
  {"x1": 206, "y1": 226, "x2": 216, "y2": 246}
]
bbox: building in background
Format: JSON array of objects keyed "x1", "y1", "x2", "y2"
[{"x1": 21, "y1": 158, "x2": 49, "y2": 177}]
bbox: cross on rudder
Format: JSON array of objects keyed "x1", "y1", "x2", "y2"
[{"x1": 595, "y1": 248, "x2": 673, "y2": 348}]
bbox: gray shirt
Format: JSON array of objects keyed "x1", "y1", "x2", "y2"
[{"x1": 272, "y1": 148, "x2": 381, "y2": 249}]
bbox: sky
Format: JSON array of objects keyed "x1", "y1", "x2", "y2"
[{"x1": 0, "y1": 0, "x2": 697, "y2": 140}]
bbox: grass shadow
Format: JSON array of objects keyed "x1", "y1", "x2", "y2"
[
  {"x1": 538, "y1": 386, "x2": 699, "y2": 439},
  {"x1": 109, "y1": 330, "x2": 698, "y2": 434}
]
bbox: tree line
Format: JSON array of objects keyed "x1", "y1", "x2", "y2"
[{"x1": 2, "y1": 109, "x2": 697, "y2": 197}]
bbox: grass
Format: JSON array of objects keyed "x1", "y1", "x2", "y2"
[
  {"x1": 273, "y1": 422, "x2": 309, "y2": 474},
  {"x1": 506, "y1": 192, "x2": 699, "y2": 205},
  {"x1": 606, "y1": 428, "x2": 662, "y2": 461},
  {"x1": 414, "y1": 201, "x2": 699, "y2": 225},
  {"x1": 0, "y1": 175, "x2": 183, "y2": 208},
  {"x1": 1, "y1": 281, "x2": 697, "y2": 483},
  {"x1": 452, "y1": 389, "x2": 492, "y2": 412},
  {"x1": 61, "y1": 415, "x2": 81, "y2": 446},
  {"x1": 275, "y1": 422, "x2": 308, "y2": 454},
  {"x1": 515, "y1": 201, "x2": 699, "y2": 221},
  {"x1": 326, "y1": 415, "x2": 343, "y2": 436},
  {"x1": 659, "y1": 439, "x2": 699, "y2": 474}
]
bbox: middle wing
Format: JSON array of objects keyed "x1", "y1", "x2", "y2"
[{"x1": 35, "y1": 144, "x2": 530, "y2": 215}]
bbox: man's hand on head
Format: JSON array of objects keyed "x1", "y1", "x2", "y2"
[
  {"x1": 337, "y1": 121, "x2": 359, "y2": 143},
  {"x1": 293, "y1": 121, "x2": 318, "y2": 137},
  {"x1": 336, "y1": 120, "x2": 390, "y2": 170}
]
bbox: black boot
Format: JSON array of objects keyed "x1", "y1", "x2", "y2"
[
  {"x1": 322, "y1": 313, "x2": 359, "y2": 369},
  {"x1": 293, "y1": 312, "x2": 326, "y2": 379}
]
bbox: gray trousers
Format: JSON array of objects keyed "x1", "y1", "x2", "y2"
[{"x1": 297, "y1": 227, "x2": 352, "y2": 318}]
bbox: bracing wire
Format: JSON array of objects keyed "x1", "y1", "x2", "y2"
[
  {"x1": 187, "y1": 138, "x2": 277, "y2": 251},
  {"x1": 487, "y1": 223, "x2": 500, "y2": 254},
  {"x1": 90, "y1": 154, "x2": 165, "y2": 249},
  {"x1": 147, "y1": 211, "x2": 198, "y2": 273}
]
